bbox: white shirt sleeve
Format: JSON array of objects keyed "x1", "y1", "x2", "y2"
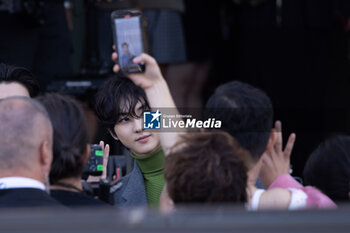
[{"x1": 287, "y1": 188, "x2": 307, "y2": 210}]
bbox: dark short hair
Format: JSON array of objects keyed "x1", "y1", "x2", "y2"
[
  {"x1": 204, "y1": 81, "x2": 273, "y2": 161},
  {"x1": 37, "y1": 93, "x2": 90, "y2": 184},
  {"x1": 165, "y1": 132, "x2": 249, "y2": 204},
  {"x1": 122, "y1": 42, "x2": 129, "y2": 47},
  {"x1": 94, "y1": 76, "x2": 150, "y2": 137},
  {"x1": 0, "y1": 63, "x2": 40, "y2": 97},
  {"x1": 303, "y1": 135, "x2": 350, "y2": 203}
]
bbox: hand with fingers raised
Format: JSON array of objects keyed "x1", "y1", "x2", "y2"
[
  {"x1": 87, "y1": 141, "x2": 110, "y2": 182},
  {"x1": 260, "y1": 121, "x2": 296, "y2": 187}
]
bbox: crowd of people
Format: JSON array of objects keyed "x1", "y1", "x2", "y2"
[
  {"x1": 0, "y1": 46, "x2": 348, "y2": 212},
  {"x1": 0, "y1": 1, "x2": 350, "y2": 219}
]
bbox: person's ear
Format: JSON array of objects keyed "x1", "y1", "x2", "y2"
[
  {"x1": 39, "y1": 140, "x2": 53, "y2": 174},
  {"x1": 264, "y1": 129, "x2": 276, "y2": 153},
  {"x1": 82, "y1": 144, "x2": 91, "y2": 166},
  {"x1": 108, "y1": 129, "x2": 119, "y2": 141}
]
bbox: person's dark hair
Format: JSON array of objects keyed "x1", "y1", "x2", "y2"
[
  {"x1": 122, "y1": 42, "x2": 129, "y2": 47},
  {"x1": 303, "y1": 135, "x2": 350, "y2": 203},
  {"x1": 0, "y1": 63, "x2": 40, "y2": 97},
  {"x1": 204, "y1": 81, "x2": 273, "y2": 161},
  {"x1": 37, "y1": 93, "x2": 90, "y2": 184},
  {"x1": 94, "y1": 76, "x2": 150, "y2": 137},
  {"x1": 165, "y1": 132, "x2": 249, "y2": 204}
]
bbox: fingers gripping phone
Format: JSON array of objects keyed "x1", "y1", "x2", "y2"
[
  {"x1": 83, "y1": 144, "x2": 104, "y2": 176},
  {"x1": 111, "y1": 9, "x2": 147, "y2": 74}
]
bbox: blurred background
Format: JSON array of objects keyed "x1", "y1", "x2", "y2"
[{"x1": 1, "y1": 0, "x2": 350, "y2": 178}]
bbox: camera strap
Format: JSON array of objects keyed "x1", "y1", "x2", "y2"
[{"x1": 52, "y1": 182, "x2": 83, "y2": 192}]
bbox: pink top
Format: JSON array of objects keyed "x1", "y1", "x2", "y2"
[{"x1": 268, "y1": 174, "x2": 337, "y2": 209}]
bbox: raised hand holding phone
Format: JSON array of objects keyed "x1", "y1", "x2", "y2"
[
  {"x1": 111, "y1": 9, "x2": 146, "y2": 74},
  {"x1": 112, "y1": 52, "x2": 164, "y2": 90},
  {"x1": 86, "y1": 141, "x2": 110, "y2": 182}
]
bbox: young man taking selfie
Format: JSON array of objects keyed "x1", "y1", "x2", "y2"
[{"x1": 94, "y1": 76, "x2": 165, "y2": 207}]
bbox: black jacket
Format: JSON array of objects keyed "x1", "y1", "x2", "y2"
[{"x1": 0, "y1": 188, "x2": 63, "y2": 208}]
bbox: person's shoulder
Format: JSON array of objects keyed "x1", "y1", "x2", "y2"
[
  {"x1": 0, "y1": 188, "x2": 63, "y2": 208},
  {"x1": 259, "y1": 188, "x2": 291, "y2": 210},
  {"x1": 50, "y1": 190, "x2": 108, "y2": 207}
]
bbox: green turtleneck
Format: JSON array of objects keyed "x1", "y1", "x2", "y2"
[{"x1": 131, "y1": 148, "x2": 165, "y2": 207}]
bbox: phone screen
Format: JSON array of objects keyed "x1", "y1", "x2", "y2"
[{"x1": 114, "y1": 16, "x2": 144, "y2": 72}]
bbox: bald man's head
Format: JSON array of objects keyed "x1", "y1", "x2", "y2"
[{"x1": 0, "y1": 97, "x2": 53, "y2": 175}]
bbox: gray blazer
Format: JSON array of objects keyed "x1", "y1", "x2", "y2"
[{"x1": 110, "y1": 160, "x2": 147, "y2": 206}]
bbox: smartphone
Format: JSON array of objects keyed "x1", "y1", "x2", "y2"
[
  {"x1": 83, "y1": 144, "x2": 104, "y2": 176},
  {"x1": 111, "y1": 9, "x2": 147, "y2": 74}
]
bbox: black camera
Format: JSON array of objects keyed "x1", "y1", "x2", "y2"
[{"x1": 83, "y1": 144, "x2": 104, "y2": 176}]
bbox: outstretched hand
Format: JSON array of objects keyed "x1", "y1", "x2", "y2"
[
  {"x1": 260, "y1": 121, "x2": 296, "y2": 187},
  {"x1": 112, "y1": 52, "x2": 164, "y2": 90}
]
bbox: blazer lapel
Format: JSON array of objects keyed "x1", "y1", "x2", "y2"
[{"x1": 121, "y1": 160, "x2": 147, "y2": 206}]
